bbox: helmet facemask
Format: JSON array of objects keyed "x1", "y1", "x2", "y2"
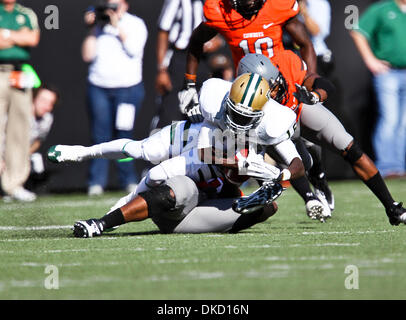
[
  {"x1": 269, "y1": 73, "x2": 289, "y2": 105},
  {"x1": 224, "y1": 97, "x2": 264, "y2": 134}
]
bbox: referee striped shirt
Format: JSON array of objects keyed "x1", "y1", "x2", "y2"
[{"x1": 158, "y1": 0, "x2": 203, "y2": 50}]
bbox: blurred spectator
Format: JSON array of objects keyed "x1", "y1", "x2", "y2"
[
  {"x1": 0, "y1": 0, "x2": 40, "y2": 202},
  {"x1": 28, "y1": 85, "x2": 59, "y2": 186},
  {"x1": 351, "y1": 0, "x2": 406, "y2": 178},
  {"x1": 153, "y1": 0, "x2": 223, "y2": 130},
  {"x1": 298, "y1": 0, "x2": 333, "y2": 77},
  {"x1": 82, "y1": 0, "x2": 147, "y2": 195}
]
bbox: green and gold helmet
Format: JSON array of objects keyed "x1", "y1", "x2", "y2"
[{"x1": 224, "y1": 72, "x2": 270, "y2": 134}]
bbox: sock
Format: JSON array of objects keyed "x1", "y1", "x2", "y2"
[
  {"x1": 290, "y1": 175, "x2": 318, "y2": 203},
  {"x1": 100, "y1": 208, "x2": 126, "y2": 229},
  {"x1": 364, "y1": 172, "x2": 395, "y2": 210},
  {"x1": 87, "y1": 139, "x2": 133, "y2": 159},
  {"x1": 307, "y1": 144, "x2": 324, "y2": 178}
]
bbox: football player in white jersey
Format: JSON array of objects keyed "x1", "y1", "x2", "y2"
[
  {"x1": 49, "y1": 73, "x2": 328, "y2": 225},
  {"x1": 68, "y1": 74, "x2": 301, "y2": 237}
]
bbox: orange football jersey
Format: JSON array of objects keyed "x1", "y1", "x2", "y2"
[
  {"x1": 203, "y1": 0, "x2": 299, "y2": 69},
  {"x1": 272, "y1": 50, "x2": 307, "y2": 119}
]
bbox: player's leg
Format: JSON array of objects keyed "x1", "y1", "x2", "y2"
[
  {"x1": 47, "y1": 130, "x2": 165, "y2": 164},
  {"x1": 269, "y1": 134, "x2": 331, "y2": 221},
  {"x1": 303, "y1": 138, "x2": 335, "y2": 211},
  {"x1": 72, "y1": 175, "x2": 200, "y2": 237},
  {"x1": 47, "y1": 138, "x2": 141, "y2": 163},
  {"x1": 300, "y1": 102, "x2": 406, "y2": 225},
  {"x1": 173, "y1": 198, "x2": 278, "y2": 234}
]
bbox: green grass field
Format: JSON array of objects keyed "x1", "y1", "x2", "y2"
[{"x1": 1, "y1": 178, "x2": 405, "y2": 300}]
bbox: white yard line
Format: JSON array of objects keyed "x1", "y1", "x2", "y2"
[{"x1": 0, "y1": 225, "x2": 71, "y2": 231}]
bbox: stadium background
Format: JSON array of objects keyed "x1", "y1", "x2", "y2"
[{"x1": 21, "y1": 0, "x2": 378, "y2": 192}]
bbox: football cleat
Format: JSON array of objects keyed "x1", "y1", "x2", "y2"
[
  {"x1": 386, "y1": 202, "x2": 406, "y2": 226},
  {"x1": 305, "y1": 199, "x2": 330, "y2": 223},
  {"x1": 47, "y1": 145, "x2": 87, "y2": 163},
  {"x1": 233, "y1": 181, "x2": 283, "y2": 214},
  {"x1": 309, "y1": 172, "x2": 335, "y2": 211},
  {"x1": 72, "y1": 219, "x2": 105, "y2": 238}
]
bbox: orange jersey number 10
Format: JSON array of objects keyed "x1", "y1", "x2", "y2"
[{"x1": 238, "y1": 38, "x2": 274, "y2": 58}]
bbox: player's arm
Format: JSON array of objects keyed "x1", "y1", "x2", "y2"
[
  {"x1": 179, "y1": 23, "x2": 218, "y2": 120},
  {"x1": 284, "y1": 17, "x2": 317, "y2": 76},
  {"x1": 185, "y1": 22, "x2": 218, "y2": 77},
  {"x1": 272, "y1": 139, "x2": 305, "y2": 181}
]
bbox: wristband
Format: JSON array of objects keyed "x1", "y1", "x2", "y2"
[
  {"x1": 312, "y1": 90, "x2": 322, "y2": 102},
  {"x1": 280, "y1": 168, "x2": 291, "y2": 181},
  {"x1": 185, "y1": 73, "x2": 197, "y2": 82}
]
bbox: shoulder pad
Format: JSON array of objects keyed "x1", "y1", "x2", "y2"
[
  {"x1": 260, "y1": 99, "x2": 296, "y2": 139},
  {"x1": 199, "y1": 78, "x2": 232, "y2": 123}
]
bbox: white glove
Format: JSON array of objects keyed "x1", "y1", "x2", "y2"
[
  {"x1": 236, "y1": 149, "x2": 281, "y2": 181},
  {"x1": 178, "y1": 81, "x2": 198, "y2": 114}
]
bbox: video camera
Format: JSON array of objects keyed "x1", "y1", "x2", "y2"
[{"x1": 94, "y1": 1, "x2": 119, "y2": 23}]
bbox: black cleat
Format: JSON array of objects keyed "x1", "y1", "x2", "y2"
[
  {"x1": 73, "y1": 219, "x2": 105, "y2": 238},
  {"x1": 233, "y1": 181, "x2": 284, "y2": 214},
  {"x1": 386, "y1": 202, "x2": 406, "y2": 226}
]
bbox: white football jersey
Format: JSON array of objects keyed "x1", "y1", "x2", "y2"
[{"x1": 199, "y1": 78, "x2": 297, "y2": 146}]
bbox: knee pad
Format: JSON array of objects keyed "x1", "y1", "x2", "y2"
[
  {"x1": 145, "y1": 165, "x2": 169, "y2": 188},
  {"x1": 344, "y1": 141, "x2": 363, "y2": 165},
  {"x1": 138, "y1": 185, "x2": 176, "y2": 218}
]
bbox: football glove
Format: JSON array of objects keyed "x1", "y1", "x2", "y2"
[
  {"x1": 293, "y1": 84, "x2": 321, "y2": 105},
  {"x1": 185, "y1": 100, "x2": 204, "y2": 123},
  {"x1": 179, "y1": 79, "x2": 202, "y2": 122},
  {"x1": 236, "y1": 149, "x2": 281, "y2": 181}
]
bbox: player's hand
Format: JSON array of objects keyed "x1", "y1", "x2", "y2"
[
  {"x1": 178, "y1": 79, "x2": 199, "y2": 114},
  {"x1": 293, "y1": 84, "x2": 321, "y2": 105},
  {"x1": 236, "y1": 149, "x2": 281, "y2": 181},
  {"x1": 185, "y1": 101, "x2": 204, "y2": 123}
]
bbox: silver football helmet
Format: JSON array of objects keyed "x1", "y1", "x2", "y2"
[{"x1": 237, "y1": 53, "x2": 288, "y2": 105}]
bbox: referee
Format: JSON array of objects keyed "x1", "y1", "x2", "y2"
[{"x1": 153, "y1": 0, "x2": 223, "y2": 129}]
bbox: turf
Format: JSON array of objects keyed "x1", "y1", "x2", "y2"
[{"x1": 0, "y1": 178, "x2": 405, "y2": 300}]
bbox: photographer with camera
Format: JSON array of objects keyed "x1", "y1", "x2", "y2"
[{"x1": 82, "y1": 0, "x2": 147, "y2": 196}]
